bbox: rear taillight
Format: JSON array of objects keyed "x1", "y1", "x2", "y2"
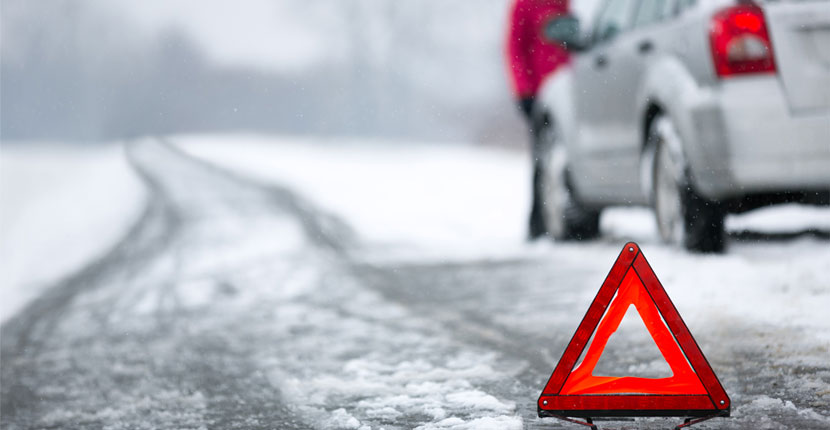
[{"x1": 709, "y1": 4, "x2": 776, "y2": 77}]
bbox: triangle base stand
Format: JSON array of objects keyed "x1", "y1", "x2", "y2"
[
  {"x1": 544, "y1": 411, "x2": 728, "y2": 430},
  {"x1": 674, "y1": 411, "x2": 729, "y2": 430},
  {"x1": 544, "y1": 414, "x2": 598, "y2": 430}
]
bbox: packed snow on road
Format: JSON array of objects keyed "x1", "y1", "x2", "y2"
[{"x1": 2, "y1": 136, "x2": 829, "y2": 429}]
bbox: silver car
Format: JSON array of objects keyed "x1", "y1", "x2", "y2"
[{"x1": 535, "y1": 0, "x2": 830, "y2": 252}]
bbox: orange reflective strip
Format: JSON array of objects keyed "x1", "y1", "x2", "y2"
[{"x1": 559, "y1": 269, "x2": 707, "y2": 395}]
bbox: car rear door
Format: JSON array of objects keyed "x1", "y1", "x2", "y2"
[
  {"x1": 572, "y1": 0, "x2": 642, "y2": 203},
  {"x1": 762, "y1": 0, "x2": 830, "y2": 113},
  {"x1": 617, "y1": 0, "x2": 681, "y2": 198}
]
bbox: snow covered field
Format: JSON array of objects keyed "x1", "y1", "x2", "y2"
[
  {"x1": 178, "y1": 135, "x2": 830, "y2": 344},
  {"x1": 177, "y1": 133, "x2": 830, "y2": 251},
  {"x1": 2, "y1": 135, "x2": 828, "y2": 429},
  {"x1": 0, "y1": 143, "x2": 146, "y2": 322},
  {"x1": 176, "y1": 134, "x2": 529, "y2": 252},
  {"x1": 177, "y1": 134, "x2": 830, "y2": 428}
]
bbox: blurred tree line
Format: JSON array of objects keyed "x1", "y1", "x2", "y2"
[{"x1": 1, "y1": 0, "x2": 524, "y2": 144}]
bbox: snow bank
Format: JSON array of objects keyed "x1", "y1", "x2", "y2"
[
  {"x1": 177, "y1": 133, "x2": 829, "y2": 256},
  {"x1": 734, "y1": 395, "x2": 830, "y2": 427},
  {"x1": 176, "y1": 134, "x2": 529, "y2": 257},
  {"x1": 179, "y1": 134, "x2": 830, "y2": 340},
  {"x1": 178, "y1": 134, "x2": 830, "y2": 425},
  {"x1": 284, "y1": 355, "x2": 519, "y2": 429},
  {"x1": 0, "y1": 142, "x2": 146, "y2": 322},
  {"x1": 263, "y1": 272, "x2": 526, "y2": 429}
]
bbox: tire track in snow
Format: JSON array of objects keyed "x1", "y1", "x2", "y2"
[{"x1": 1, "y1": 139, "x2": 356, "y2": 429}]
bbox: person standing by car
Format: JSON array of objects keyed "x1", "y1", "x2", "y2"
[{"x1": 506, "y1": 0, "x2": 572, "y2": 239}]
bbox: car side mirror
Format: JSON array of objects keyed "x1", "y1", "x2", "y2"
[{"x1": 543, "y1": 15, "x2": 587, "y2": 52}]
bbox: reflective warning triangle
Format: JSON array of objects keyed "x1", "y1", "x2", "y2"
[{"x1": 538, "y1": 242, "x2": 730, "y2": 418}]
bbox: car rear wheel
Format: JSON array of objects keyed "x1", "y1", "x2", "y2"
[
  {"x1": 650, "y1": 115, "x2": 725, "y2": 253},
  {"x1": 538, "y1": 119, "x2": 600, "y2": 241}
]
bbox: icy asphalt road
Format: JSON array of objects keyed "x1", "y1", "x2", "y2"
[{"x1": 2, "y1": 139, "x2": 829, "y2": 429}]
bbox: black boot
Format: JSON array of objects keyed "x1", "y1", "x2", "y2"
[{"x1": 528, "y1": 159, "x2": 547, "y2": 240}]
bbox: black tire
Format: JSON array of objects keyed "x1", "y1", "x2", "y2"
[
  {"x1": 650, "y1": 115, "x2": 725, "y2": 253},
  {"x1": 536, "y1": 118, "x2": 600, "y2": 241}
]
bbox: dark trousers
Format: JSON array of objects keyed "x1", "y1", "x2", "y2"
[{"x1": 521, "y1": 98, "x2": 547, "y2": 238}]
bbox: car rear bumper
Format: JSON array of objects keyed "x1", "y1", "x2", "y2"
[{"x1": 683, "y1": 76, "x2": 830, "y2": 201}]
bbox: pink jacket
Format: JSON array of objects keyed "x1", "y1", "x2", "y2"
[{"x1": 506, "y1": 0, "x2": 571, "y2": 98}]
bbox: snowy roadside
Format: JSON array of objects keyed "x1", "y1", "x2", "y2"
[
  {"x1": 175, "y1": 133, "x2": 829, "y2": 252},
  {"x1": 2, "y1": 136, "x2": 825, "y2": 428},
  {"x1": 2, "y1": 139, "x2": 528, "y2": 430},
  {"x1": 177, "y1": 133, "x2": 830, "y2": 340},
  {"x1": 178, "y1": 134, "x2": 830, "y2": 423},
  {"x1": 176, "y1": 133, "x2": 529, "y2": 256},
  {"x1": 0, "y1": 142, "x2": 147, "y2": 323}
]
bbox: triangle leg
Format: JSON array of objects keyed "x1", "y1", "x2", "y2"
[
  {"x1": 545, "y1": 414, "x2": 599, "y2": 430},
  {"x1": 673, "y1": 412, "x2": 728, "y2": 430}
]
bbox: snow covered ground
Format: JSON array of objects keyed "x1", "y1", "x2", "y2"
[
  {"x1": 177, "y1": 134, "x2": 830, "y2": 428},
  {"x1": 176, "y1": 134, "x2": 528, "y2": 253},
  {"x1": 0, "y1": 142, "x2": 146, "y2": 322},
  {"x1": 2, "y1": 135, "x2": 828, "y2": 429},
  {"x1": 178, "y1": 134, "x2": 830, "y2": 342},
  {"x1": 177, "y1": 133, "x2": 830, "y2": 249}
]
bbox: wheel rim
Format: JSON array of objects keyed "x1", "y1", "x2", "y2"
[
  {"x1": 541, "y1": 127, "x2": 572, "y2": 238},
  {"x1": 654, "y1": 142, "x2": 684, "y2": 245}
]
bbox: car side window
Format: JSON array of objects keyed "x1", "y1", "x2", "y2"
[
  {"x1": 662, "y1": 0, "x2": 680, "y2": 19},
  {"x1": 676, "y1": 0, "x2": 696, "y2": 14},
  {"x1": 593, "y1": 0, "x2": 638, "y2": 44},
  {"x1": 634, "y1": 0, "x2": 674, "y2": 28}
]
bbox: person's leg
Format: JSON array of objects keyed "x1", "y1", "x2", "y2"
[
  {"x1": 528, "y1": 117, "x2": 547, "y2": 239},
  {"x1": 529, "y1": 188, "x2": 546, "y2": 238}
]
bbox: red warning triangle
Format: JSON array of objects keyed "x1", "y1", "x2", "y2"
[{"x1": 538, "y1": 242, "x2": 730, "y2": 418}]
